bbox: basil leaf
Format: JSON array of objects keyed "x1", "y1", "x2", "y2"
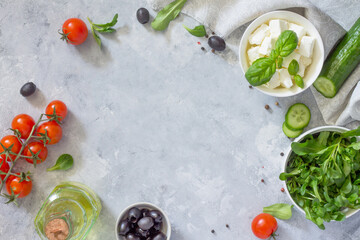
[
  {"x1": 93, "y1": 13, "x2": 118, "y2": 28},
  {"x1": 263, "y1": 203, "x2": 293, "y2": 220},
  {"x1": 288, "y1": 59, "x2": 299, "y2": 75},
  {"x1": 277, "y1": 56, "x2": 283, "y2": 68},
  {"x1": 294, "y1": 75, "x2": 304, "y2": 88},
  {"x1": 275, "y1": 30, "x2": 298, "y2": 57},
  {"x1": 183, "y1": 25, "x2": 206, "y2": 37},
  {"x1": 245, "y1": 58, "x2": 276, "y2": 86},
  {"x1": 151, "y1": 0, "x2": 187, "y2": 31},
  {"x1": 47, "y1": 154, "x2": 74, "y2": 171}
]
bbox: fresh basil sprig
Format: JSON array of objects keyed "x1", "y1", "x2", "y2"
[
  {"x1": 183, "y1": 25, "x2": 206, "y2": 37},
  {"x1": 87, "y1": 14, "x2": 118, "y2": 47},
  {"x1": 288, "y1": 59, "x2": 304, "y2": 88},
  {"x1": 246, "y1": 30, "x2": 298, "y2": 86},
  {"x1": 47, "y1": 154, "x2": 74, "y2": 171},
  {"x1": 151, "y1": 0, "x2": 187, "y2": 31}
]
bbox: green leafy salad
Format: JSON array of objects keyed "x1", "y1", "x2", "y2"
[{"x1": 280, "y1": 127, "x2": 360, "y2": 229}]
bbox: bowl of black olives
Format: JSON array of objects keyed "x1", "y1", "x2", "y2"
[{"x1": 115, "y1": 202, "x2": 171, "y2": 240}]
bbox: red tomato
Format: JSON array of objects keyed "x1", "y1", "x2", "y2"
[
  {"x1": 61, "y1": 18, "x2": 88, "y2": 45},
  {"x1": 0, "y1": 158, "x2": 10, "y2": 180},
  {"x1": 252, "y1": 213, "x2": 278, "y2": 239},
  {"x1": 6, "y1": 174, "x2": 32, "y2": 198},
  {"x1": 45, "y1": 100, "x2": 68, "y2": 121},
  {"x1": 11, "y1": 114, "x2": 35, "y2": 139},
  {"x1": 23, "y1": 142, "x2": 48, "y2": 164},
  {"x1": 36, "y1": 121, "x2": 63, "y2": 145},
  {"x1": 0, "y1": 135, "x2": 23, "y2": 161}
]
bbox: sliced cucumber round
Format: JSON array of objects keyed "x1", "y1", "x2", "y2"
[
  {"x1": 282, "y1": 122, "x2": 303, "y2": 138},
  {"x1": 285, "y1": 103, "x2": 311, "y2": 130}
]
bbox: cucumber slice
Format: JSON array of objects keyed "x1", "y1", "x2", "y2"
[
  {"x1": 285, "y1": 103, "x2": 311, "y2": 130},
  {"x1": 282, "y1": 122, "x2": 303, "y2": 138},
  {"x1": 313, "y1": 76, "x2": 337, "y2": 98}
]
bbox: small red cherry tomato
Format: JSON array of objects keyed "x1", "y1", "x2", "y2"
[
  {"x1": 0, "y1": 158, "x2": 10, "y2": 180},
  {"x1": 252, "y1": 213, "x2": 278, "y2": 239},
  {"x1": 23, "y1": 142, "x2": 48, "y2": 164},
  {"x1": 0, "y1": 135, "x2": 23, "y2": 161},
  {"x1": 61, "y1": 18, "x2": 88, "y2": 45},
  {"x1": 45, "y1": 100, "x2": 68, "y2": 121},
  {"x1": 11, "y1": 114, "x2": 35, "y2": 139},
  {"x1": 36, "y1": 121, "x2": 63, "y2": 145},
  {"x1": 6, "y1": 174, "x2": 32, "y2": 198}
]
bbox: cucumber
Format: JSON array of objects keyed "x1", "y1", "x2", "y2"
[
  {"x1": 314, "y1": 17, "x2": 360, "y2": 98},
  {"x1": 282, "y1": 122, "x2": 303, "y2": 138},
  {"x1": 285, "y1": 103, "x2": 311, "y2": 130}
]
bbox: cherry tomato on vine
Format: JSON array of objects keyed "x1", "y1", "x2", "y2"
[
  {"x1": 60, "y1": 18, "x2": 88, "y2": 45},
  {"x1": 36, "y1": 121, "x2": 63, "y2": 145},
  {"x1": 23, "y1": 142, "x2": 48, "y2": 164},
  {"x1": 6, "y1": 174, "x2": 32, "y2": 198},
  {"x1": 45, "y1": 100, "x2": 68, "y2": 121},
  {"x1": 0, "y1": 158, "x2": 10, "y2": 180},
  {"x1": 0, "y1": 135, "x2": 23, "y2": 161},
  {"x1": 11, "y1": 114, "x2": 35, "y2": 139},
  {"x1": 251, "y1": 213, "x2": 278, "y2": 239}
]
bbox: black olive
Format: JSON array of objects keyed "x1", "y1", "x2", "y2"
[
  {"x1": 148, "y1": 210, "x2": 162, "y2": 223},
  {"x1": 141, "y1": 208, "x2": 150, "y2": 217},
  {"x1": 137, "y1": 8, "x2": 150, "y2": 24},
  {"x1": 20, "y1": 82, "x2": 36, "y2": 97},
  {"x1": 208, "y1": 36, "x2": 226, "y2": 51},
  {"x1": 138, "y1": 217, "x2": 154, "y2": 230},
  {"x1": 128, "y1": 207, "x2": 142, "y2": 223},
  {"x1": 118, "y1": 219, "x2": 131, "y2": 236},
  {"x1": 152, "y1": 232, "x2": 167, "y2": 240},
  {"x1": 136, "y1": 227, "x2": 150, "y2": 237},
  {"x1": 126, "y1": 233, "x2": 141, "y2": 240}
]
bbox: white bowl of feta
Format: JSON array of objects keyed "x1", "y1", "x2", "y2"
[{"x1": 239, "y1": 11, "x2": 324, "y2": 97}]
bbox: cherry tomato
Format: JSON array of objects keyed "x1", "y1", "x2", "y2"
[
  {"x1": 36, "y1": 121, "x2": 62, "y2": 145},
  {"x1": 0, "y1": 135, "x2": 23, "y2": 161},
  {"x1": 11, "y1": 114, "x2": 35, "y2": 139},
  {"x1": 0, "y1": 158, "x2": 10, "y2": 181},
  {"x1": 23, "y1": 142, "x2": 48, "y2": 164},
  {"x1": 45, "y1": 100, "x2": 68, "y2": 121},
  {"x1": 61, "y1": 18, "x2": 88, "y2": 45},
  {"x1": 6, "y1": 174, "x2": 32, "y2": 198},
  {"x1": 252, "y1": 213, "x2": 278, "y2": 239}
]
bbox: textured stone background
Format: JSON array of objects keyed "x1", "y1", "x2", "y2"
[{"x1": 0, "y1": 0, "x2": 359, "y2": 239}]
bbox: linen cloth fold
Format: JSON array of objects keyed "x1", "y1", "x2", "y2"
[{"x1": 147, "y1": 0, "x2": 360, "y2": 125}]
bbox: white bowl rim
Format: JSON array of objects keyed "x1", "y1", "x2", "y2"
[
  {"x1": 283, "y1": 125, "x2": 360, "y2": 219},
  {"x1": 115, "y1": 202, "x2": 171, "y2": 240},
  {"x1": 239, "y1": 10, "x2": 325, "y2": 97}
]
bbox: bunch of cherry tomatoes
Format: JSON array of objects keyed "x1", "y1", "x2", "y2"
[{"x1": 0, "y1": 100, "x2": 67, "y2": 200}]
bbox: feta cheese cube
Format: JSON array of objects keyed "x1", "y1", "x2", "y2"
[
  {"x1": 269, "y1": 19, "x2": 288, "y2": 38},
  {"x1": 259, "y1": 36, "x2": 276, "y2": 56},
  {"x1": 289, "y1": 23, "x2": 306, "y2": 40},
  {"x1": 247, "y1": 46, "x2": 264, "y2": 64},
  {"x1": 279, "y1": 69, "x2": 293, "y2": 88},
  {"x1": 298, "y1": 62, "x2": 306, "y2": 77},
  {"x1": 298, "y1": 36, "x2": 315, "y2": 58},
  {"x1": 300, "y1": 56, "x2": 312, "y2": 67},
  {"x1": 264, "y1": 70, "x2": 280, "y2": 89},
  {"x1": 282, "y1": 51, "x2": 301, "y2": 68},
  {"x1": 249, "y1": 24, "x2": 270, "y2": 45}
]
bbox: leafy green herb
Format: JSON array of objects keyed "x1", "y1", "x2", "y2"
[
  {"x1": 87, "y1": 14, "x2": 118, "y2": 47},
  {"x1": 288, "y1": 60, "x2": 299, "y2": 76},
  {"x1": 183, "y1": 25, "x2": 206, "y2": 37},
  {"x1": 263, "y1": 203, "x2": 294, "y2": 220},
  {"x1": 151, "y1": 0, "x2": 187, "y2": 31},
  {"x1": 275, "y1": 30, "x2": 298, "y2": 57},
  {"x1": 280, "y1": 128, "x2": 360, "y2": 229},
  {"x1": 245, "y1": 58, "x2": 276, "y2": 86},
  {"x1": 294, "y1": 75, "x2": 304, "y2": 88},
  {"x1": 246, "y1": 30, "x2": 298, "y2": 86},
  {"x1": 47, "y1": 154, "x2": 74, "y2": 171}
]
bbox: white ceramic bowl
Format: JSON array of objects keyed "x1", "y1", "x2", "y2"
[
  {"x1": 115, "y1": 202, "x2": 171, "y2": 240},
  {"x1": 239, "y1": 11, "x2": 324, "y2": 97},
  {"x1": 283, "y1": 126, "x2": 360, "y2": 219}
]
